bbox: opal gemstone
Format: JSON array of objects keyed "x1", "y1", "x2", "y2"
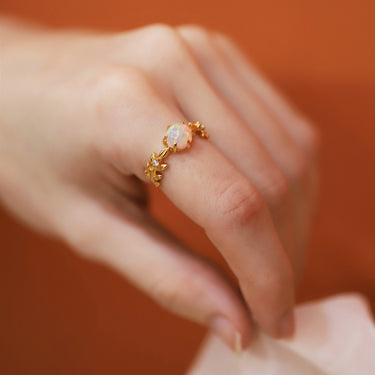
[{"x1": 166, "y1": 123, "x2": 192, "y2": 150}]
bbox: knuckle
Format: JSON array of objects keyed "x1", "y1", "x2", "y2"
[
  {"x1": 244, "y1": 265, "x2": 292, "y2": 304},
  {"x1": 266, "y1": 268, "x2": 292, "y2": 293},
  {"x1": 148, "y1": 23, "x2": 185, "y2": 53},
  {"x1": 305, "y1": 126, "x2": 321, "y2": 157},
  {"x1": 148, "y1": 266, "x2": 201, "y2": 314},
  {"x1": 297, "y1": 116, "x2": 321, "y2": 157},
  {"x1": 93, "y1": 65, "x2": 149, "y2": 95},
  {"x1": 178, "y1": 25, "x2": 218, "y2": 64},
  {"x1": 146, "y1": 23, "x2": 178, "y2": 41},
  {"x1": 144, "y1": 24, "x2": 192, "y2": 71},
  {"x1": 286, "y1": 151, "x2": 310, "y2": 184},
  {"x1": 260, "y1": 171, "x2": 290, "y2": 209},
  {"x1": 87, "y1": 65, "x2": 152, "y2": 120},
  {"x1": 150, "y1": 277, "x2": 182, "y2": 312},
  {"x1": 216, "y1": 180, "x2": 265, "y2": 229},
  {"x1": 213, "y1": 31, "x2": 236, "y2": 48},
  {"x1": 178, "y1": 24, "x2": 211, "y2": 44}
]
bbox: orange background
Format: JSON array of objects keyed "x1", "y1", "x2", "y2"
[{"x1": 0, "y1": 1, "x2": 374, "y2": 374}]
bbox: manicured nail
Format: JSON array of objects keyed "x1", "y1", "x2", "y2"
[
  {"x1": 235, "y1": 331, "x2": 242, "y2": 355},
  {"x1": 278, "y1": 309, "x2": 295, "y2": 338},
  {"x1": 210, "y1": 316, "x2": 242, "y2": 353}
]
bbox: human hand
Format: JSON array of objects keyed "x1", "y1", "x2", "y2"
[{"x1": 0, "y1": 22, "x2": 319, "y2": 351}]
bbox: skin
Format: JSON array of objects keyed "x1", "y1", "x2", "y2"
[{"x1": 0, "y1": 19, "x2": 319, "y2": 351}]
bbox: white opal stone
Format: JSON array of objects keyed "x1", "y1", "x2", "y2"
[{"x1": 166, "y1": 123, "x2": 192, "y2": 150}]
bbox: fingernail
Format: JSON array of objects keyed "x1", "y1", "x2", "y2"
[
  {"x1": 210, "y1": 316, "x2": 242, "y2": 354},
  {"x1": 278, "y1": 309, "x2": 295, "y2": 338},
  {"x1": 235, "y1": 331, "x2": 242, "y2": 355}
]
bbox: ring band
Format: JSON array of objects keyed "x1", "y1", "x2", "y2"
[{"x1": 145, "y1": 122, "x2": 209, "y2": 187}]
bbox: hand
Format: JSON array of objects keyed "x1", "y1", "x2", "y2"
[{"x1": 0, "y1": 22, "x2": 319, "y2": 350}]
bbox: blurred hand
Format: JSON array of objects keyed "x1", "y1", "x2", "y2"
[{"x1": 0, "y1": 21, "x2": 319, "y2": 350}]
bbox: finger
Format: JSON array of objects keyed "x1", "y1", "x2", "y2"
[
  {"x1": 58, "y1": 193, "x2": 252, "y2": 352},
  {"x1": 212, "y1": 31, "x2": 320, "y2": 219},
  {"x1": 177, "y1": 26, "x2": 314, "y2": 274},
  {"x1": 212, "y1": 31, "x2": 320, "y2": 160},
  {"x1": 120, "y1": 94, "x2": 295, "y2": 338},
  {"x1": 159, "y1": 136, "x2": 295, "y2": 338},
  {"x1": 213, "y1": 31, "x2": 320, "y2": 258}
]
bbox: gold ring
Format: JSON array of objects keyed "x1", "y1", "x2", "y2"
[{"x1": 145, "y1": 122, "x2": 209, "y2": 187}]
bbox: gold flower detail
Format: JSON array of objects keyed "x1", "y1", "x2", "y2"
[{"x1": 144, "y1": 152, "x2": 168, "y2": 187}]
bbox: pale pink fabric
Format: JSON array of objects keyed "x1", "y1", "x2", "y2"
[{"x1": 188, "y1": 294, "x2": 375, "y2": 375}]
